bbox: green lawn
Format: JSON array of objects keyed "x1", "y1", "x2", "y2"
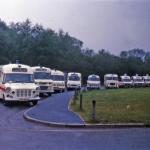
[{"x1": 71, "y1": 88, "x2": 150, "y2": 124}]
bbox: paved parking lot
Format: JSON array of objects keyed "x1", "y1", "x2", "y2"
[{"x1": 0, "y1": 92, "x2": 149, "y2": 150}]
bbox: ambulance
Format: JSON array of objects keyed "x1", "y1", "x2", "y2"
[
  {"x1": 132, "y1": 74, "x2": 144, "y2": 87},
  {"x1": 143, "y1": 74, "x2": 150, "y2": 87},
  {"x1": 87, "y1": 74, "x2": 101, "y2": 89},
  {"x1": 67, "y1": 72, "x2": 81, "y2": 90},
  {"x1": 32, "y1": 66, "x2": 53, "y2": 96},
  {"x1": 0, "y1": 63, "x2": 40, "y2": 105},
  {"x1": 119, "y1": 74, "x2": 132, "y2": 88},
  {"x1": 104, "y1": 74, "x2": 119, "y2": 88},
  {"x1": 51, "y1": 70, "x2": 65, "y2": 92}
]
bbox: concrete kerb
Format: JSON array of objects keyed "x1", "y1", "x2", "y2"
[
  {"x1": 23, "y1": 110, "x2": 85, "y2": 128},
  {"x1": 68, "y1": 96, "x2": 86, "y2": 125},
  {"x1": 23, "y1": 94, "x2": 150, "y2": 129},
  {"x1": 85, "y1": 123, "x2": 150, "y2": 129},
  {"x1": 24, "y1": 108, "x2": 150, "y2": 128},
  {"x1": 23, "y1": 95, "x2": 86, "y2": 128}
]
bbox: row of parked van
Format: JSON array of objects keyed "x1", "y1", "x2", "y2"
[
  {"x1": 86, "y1": 74, "x2": 150, "y2": 89},
  {"x1": 0, "y1": 63, "x2": 82, "y2": 105},
  {"x1": 0, "y1": 62, "x2": 149, "y2": 105}
]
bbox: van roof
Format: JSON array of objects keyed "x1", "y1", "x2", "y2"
[
  {"x1": 2, "y1": 64, "x2": 33, "y2": 74},
  {"x1": 120, "y1": 75, "x2": 131, "y2": 79},
  {"x1": 104, "y1": 74, "x2": 118, "y2": 77},
  {"x1": 143, "y1": 75, "x2": 150, "y2": 79},
  {"x1": 51, "y1": 70, "x2": 64, "y2": 76},
  {"x1": 132, "y1": 75, "x2": 142, "y2": 79},
  {"x1": 88, "y1": 74, "x2": 100, "y2": 78},
  {"x1": 68, "y1": 72, "x2": 81, "y2": 77},
  {"x1": 32, "y1": 66, "x2": 51, "y2": 73}
]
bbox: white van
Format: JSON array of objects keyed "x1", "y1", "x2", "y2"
[
  {"x1": 87, "y1": 74, "x2": 101, "y2": 89},
  {"x1": 143, "y1": 74, "x2": 150, "y2": 87},
  {"x1": 119, "y1": 74, "x2": 132, "y2": 88},
  {"x1": 132, "y1": 74, "x2": 144, "y2": 87},
  {"x1": 104, "y1": 74, "x2": 119, "y2": 88},
  {"x1": 32, "y1": 66, "x2": 53, "y2": 95},
  {"x1": 0, "y1": 64, "x2": 40, "y2": 105},
  {"x1": 67, "y1": 72, "x2": 81, "y2": 90},
  {"x1": 51, "y1": 70, "x2": 65, "y2": 92}
]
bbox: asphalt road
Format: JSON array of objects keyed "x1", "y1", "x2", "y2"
[
  {"x1": 0, "y1": 93, "x2": 149, "y2": 150},
  {"x1": 26, "y1": 91, "x2": 84, "y2": 125}
]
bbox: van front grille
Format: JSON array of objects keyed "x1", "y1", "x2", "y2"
[
  {"x1": 110, "y1": 83, "x2": 115, "y2": 86},
  {"x1": 40, "y1": 86, "x2": 49, "y2": 90},
  {"x1": 16, "y1": 89, "x2": 32, "y2": 97}
]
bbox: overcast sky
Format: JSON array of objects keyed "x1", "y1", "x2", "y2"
[{"x1": 0, "y1": 0, "x2": 150, "y2": 54}]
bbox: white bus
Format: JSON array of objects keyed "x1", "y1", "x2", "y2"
[
  {"x1": 67, "y1": 72, "x2": 81, "y2": 90},
  {"x1": 51, "y1": 70, "x2": 65, "y2": 92},
  {"x1": 104, "y1": 74, "x2": 119, "y2": 88},
  {"x1": 32, "y1": 66, "x2": 53, "y2": 96},
  {"x1": 87, "y1": 74, "x2": 101, "y2": 89},
  {"x1": 119, "y1": 74, "x2": 132, "y2": 88},
  {"x1": 0, "y1": 64, "x2": 40, "y2": 105},
  {"x1": 132, "y1": 74, "x2": 144, "y2": 87}
]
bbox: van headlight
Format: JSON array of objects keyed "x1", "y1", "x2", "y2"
[
  {"x1": 36, "y1": 87, "x2": 40, "y2": 91},
  {"x1": 12, "y1": 91, "x2": 15, "y2": 95},
  {"x1": 32, "y1": 91, "x2": 36, "y2": 94},
  {"x1": 5, "y1": 87, "x2": 11, "y2": 93}
]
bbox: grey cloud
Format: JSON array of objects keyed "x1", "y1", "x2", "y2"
[{"x1": 0, "y1": 0, "x2": 150, "y2": 54}]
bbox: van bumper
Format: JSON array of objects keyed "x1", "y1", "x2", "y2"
[{"x1": 4, "y1": 97, "x2": 40, "y2": 102}]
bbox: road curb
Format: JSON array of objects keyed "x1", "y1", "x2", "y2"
[
  {"x1": 23, "y1": 93, "x2": 150, "y2": 129},
  {"x1": 68, "y1": 97, "x2": 86, "y2": 125},
  {"x1": 85, "y1": 123, "x2": 150, "y2": 128},
  {"x1": 23, "y1": 94, "x2": 85, "y2": 128},
  {"x1": 24, "y1": 109, "x2": 150, "y2": 129},
  {"x1": 23, "y1": 110, "x2": 85, "y2": 128}
]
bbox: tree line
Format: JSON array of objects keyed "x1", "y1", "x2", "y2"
[{"x1": 0, "y1": 19, "x2": 150, "y2": 83}]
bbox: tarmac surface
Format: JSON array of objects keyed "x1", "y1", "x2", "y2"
[
  {"x1": 25, "y1": 91, "x2": 84, "y2": 126},
  {"x1": 0, "y1": 92, "x2": 149, "y2": 150}
]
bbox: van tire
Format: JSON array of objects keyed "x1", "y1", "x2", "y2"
[
  {"x1": 3, "y1": 97, "x2": 10, "y2": 106},
  {"x1": 39, "y1": 93, "x2": 44, "y2": 97},
  {"x1": 32, "y1": 101, "x2": 38, "y2": 106},
  {"x1": 48, "y1": 93, "x2": 51, "y2": 96}
]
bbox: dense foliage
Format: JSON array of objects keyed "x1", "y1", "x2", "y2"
[{"x1": 0, "y1": 19, "x2": 150, "y2": 83}]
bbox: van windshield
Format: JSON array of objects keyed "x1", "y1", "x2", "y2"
[
  {"x1": 88, "y1": 77, "x2": 99, "y2": 81},
  {"x1": 34, "y1": 72, "x2": 50, "y2": 79},
  {"x1": 144, "y1": 79, "x2": 150, "y2": 82},
  {"x1": 106, "y1": 77, "x2": 118, "y2": 81},
  {"x1": 134, "y1": 79, "x2": 143, "y2": 82},
  {"x1": 51, "y1": 75, "x2": 65, "y2": 81},
  {"x1": 122, "y1": 79, "x2": 131, "y2": 82},
  {"x1": 4, "y1": 73, "x2": 34, "y2": 83},
  {"x1": 69, "y1": 75, "x2": 80, "y2": 81}
]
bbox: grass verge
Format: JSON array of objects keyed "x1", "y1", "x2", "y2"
[{"x1": 71, "y1": 88, "x2": 150, "y2": 124}]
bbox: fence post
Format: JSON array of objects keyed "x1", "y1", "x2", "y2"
[
  {"x1": 80, "y1": 93, "x2": 83, "y2": 110},
  {"x1": 92, "y1": 100, "x2": 96, "y2": 121},
  {"x1": 74, "y1": 89, "x2": 77, "y2": 100}
]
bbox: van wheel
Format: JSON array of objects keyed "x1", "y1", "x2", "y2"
[
  {"x1": 48, "y1": 93, "x2": 51, "y2": 96},
  {"x1": 3, "y1": 95, "x2": 9, "y2": 106},
  {"x1": 3, "y1": 98, "x2": 10, "y2": 106},
  {"x1": 4, "y1": 101, "x2": 10, "y2": 106},
  {"x1": 39, "y1": 93, "x2": 44, "y2": 97},
  {"x1": 32, "y1": 101, "x2": 38, "y2": 106}
]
